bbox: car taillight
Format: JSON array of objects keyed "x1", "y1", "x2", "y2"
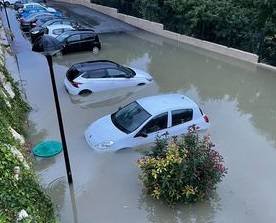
[
  {"x1": 203, "y1": 115, "x2": 209, "y2": 123},
  {"x1": 71, "y1": 81, "x2": 81, "y2": 88}
]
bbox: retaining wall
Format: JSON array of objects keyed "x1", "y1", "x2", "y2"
[{"x1": 56, "y1": 0, "x2": 260, "y2": 64}]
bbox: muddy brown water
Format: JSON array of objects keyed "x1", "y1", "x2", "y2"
[
  {"x1": 53, "y1": 32, "x2": 276, "y2": 223},
  {"x1": 3, "y1": 6, "x2": 276, "y2": 223}
]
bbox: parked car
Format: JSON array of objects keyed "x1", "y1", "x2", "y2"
[
  {"x1": 85, "y1": 94, "x2": 210, "y2": 151},
  {"x1": 30, "y1": 18, "x2": 79, "y2": 42},
  {"x1": 20, "y1": 13, "x2": 60, "y2": 31},
  {"x1": 18, "y1": 7, "x2": 61, "y2": 19},
  {"x1": 64, "y1": 60, "x2": 153, "y2": 95},
  {"x1": 34, "y1": 17, "x2": 79, "y2": 29},
  {"x1": 55, "y1": 29, "x2": 101, "y2": 55},
  {"x1": 14, "y1": 0, "x2": 46, "y2": 10},
  {"x1": 14, "y1": 0, "x2": 27, "y2": 10},
  {"x1": 29, "y1": 15, "x2": 66, "y2": 28},
  {"x1": 22, "y1": 3, "x2": 55, "y2": 11},
  {"x1": 4, "y1": 0, "x2": 17, "y2": 6}
]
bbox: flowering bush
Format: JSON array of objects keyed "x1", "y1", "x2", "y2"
[{"x1": 137, "y1": 128, "x2": 227, "y2": 204}]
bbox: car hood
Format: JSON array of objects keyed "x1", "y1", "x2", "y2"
[
  {"x1": 130, "y1": 67, "x2": 153, "y2": 80},
  {"x1": 85, "y1": 114, "x2": 127, "y2": 148},
  {"x1": 46, "y1": 7, "x2": 56, "y2": 12}
]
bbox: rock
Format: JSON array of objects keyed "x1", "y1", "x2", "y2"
[
  {"x1": 9, "y1": 127, "x2": 25, "y2": 145},
  {"x1": 3, "y1": 81, "x2": 15, "y2": 98},
  {"x1": 5, "y1": 98, "x2": 11, "y2": 108},
  {"x1": 0, "y1": 72, "x2": 5, "y2": 83},
  {"x1": 16, "y1": 209, "x2": 29, "y2": 221},
  {"x1": 8, "y1": 145, "x2": 30, "y2": 170},
  {"x1": 14, "y1": 166, "x2": 20, "y2": 181}
]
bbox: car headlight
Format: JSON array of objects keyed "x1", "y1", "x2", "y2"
[
  {"x1": 32, "y1": 30, "x2": 40, "y2": 34},
  {"x1": 94, "y1": 141, "x2": 114, "y2": 151}
]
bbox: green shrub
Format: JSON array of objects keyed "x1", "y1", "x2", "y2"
[
  {"x1": 137, "y1": 128, "x2": 227, "y2": 204},
  {"x1": 91, "y1": 0, "x2": 276, "y2": 66},
  {"x1": 0, "y1": 47, "x2": 56, "y2": 222}
]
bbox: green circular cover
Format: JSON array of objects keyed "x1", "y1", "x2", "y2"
[{"x1": 32, "y1": 141, "x2": 62, "y2": 158}]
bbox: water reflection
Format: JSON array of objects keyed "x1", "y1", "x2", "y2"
[
  {"x1": 26, "y1": 121, "x2": 48, "y2": 145},
  {"x1": 46, "y1": 177, "x2": 67, "y2": 214},
  {"x1": 139, "y1": 193, "x2": 221, "y2": 223},
  {"x1": 68, "y1": 83, "x2": 159, "y2": 109}
]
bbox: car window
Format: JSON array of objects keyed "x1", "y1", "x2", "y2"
[
  {"x1": 56, "y1": 32, "x2": 71, "y2": 42},
  {"x1": 52, "y1": 21, "x2": 60, "y2": 25},
  {"x1": 67, "y1": 34, "x2": 81, "y2": 43},
  {"x1": 81, "y1": 33, "x2": 94, "y2": 41},
  {"x1": 140, "y1": 112, "x2": 168, "y2": 134},
  {"x1": 63, "y1": 20, "x2": 71, "y2": 25},
  {"x1": 82, "y1": 69, "x2": 107, "y2": 78},
  {"x1": 106, "y1": 68, "x2": 128, "y2": 78},
  {"x1": 52, "y1": 28, "x2": 63, "y2": 35},
  {"x1": 171, "y1": 109, "x2": 193, "y2": 126}
]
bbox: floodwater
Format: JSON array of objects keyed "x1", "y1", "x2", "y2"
[{"x1": 3, "y1": 4, "x2": 276, "y2": 223}]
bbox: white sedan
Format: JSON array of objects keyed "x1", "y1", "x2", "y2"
[
  {"x1": 85, "y1": 94, "x2": 210, "y2": 151},
  {"x1": 64, "y1": 60, "x2": 153, "y2": 95}
]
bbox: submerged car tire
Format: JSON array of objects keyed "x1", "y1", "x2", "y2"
[
  {"x1": 79, "y1": 89, "x2": 92, "y2": 96},
  {"x1": 92, "y1": 46, "x2": 100, "y2": 55}
]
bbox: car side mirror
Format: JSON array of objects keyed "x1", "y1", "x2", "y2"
[{"x1": 136, "y1": 131, "x2": 148, "y2": 138}]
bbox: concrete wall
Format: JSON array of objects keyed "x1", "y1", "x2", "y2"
[{"x1": 56, "y1": 0, "x2": 260, "y2": 64}]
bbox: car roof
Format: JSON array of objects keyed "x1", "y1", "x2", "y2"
[
  {"x1": 47, "y1": 24, "x2": 73, "y2": 29},
  {"x1": 73, "y1": 60, "x2": 120, "y2": 72},
  {"x1": 137, "y1": 94, "x2": 199, "y2": 116},
  {"x1": 24, "y1": 3, "x2": 42, "y2": 6},
  {"x1": 62, "y1": 29, "x2": 95, "y2": 35}
]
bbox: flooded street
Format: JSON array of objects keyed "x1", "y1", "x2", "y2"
[{"x1": 3, "y1": 2, "x2": 276, "y2": 222}]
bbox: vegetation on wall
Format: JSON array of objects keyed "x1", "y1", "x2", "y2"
[
  {"x1": 0, "y1": 46, "x2": 56, "y2": 222},
  {"x1": 137, "y1": 128, "x2": 227, "y2": 204},
  {"x1": 91, "y1": 0, "x2": 276, "y2": 65}
]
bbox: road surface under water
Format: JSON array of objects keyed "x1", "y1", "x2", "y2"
[{"x1": 3, "y1": 3, "x2": 276, "y2": 223}]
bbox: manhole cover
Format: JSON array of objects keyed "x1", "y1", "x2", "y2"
[{"x1": 32, "y1": 140, "x2": 62, "y2": 158}]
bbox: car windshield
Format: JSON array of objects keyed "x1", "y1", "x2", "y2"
[
  {"x1": 111, "y1": 102, "x2": 151, "y2": 134},
  {"x1": 56, "y1": 32, "x2": 71, "y2": 42}
]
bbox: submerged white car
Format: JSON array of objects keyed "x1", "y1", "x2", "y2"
[
  {"x1": 64, "y1": 60, "x2": 153, "y2": 95},
  {"x1": 85, "y1": 94, "x2": 210, "y2": 151},
  {"x1": 45, "y1": 24, "x2": 75, "y2": 38}
]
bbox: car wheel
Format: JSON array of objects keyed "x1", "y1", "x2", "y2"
[
  {"x1": 92, "y1": 46, "x2": 100, "y2": 55},
  {"x1": 137, "y1": 83, "x2": 146, "y2": 86},
  {"x1": 79, "y1": 89, "x2": 92, "y2": 96}
]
